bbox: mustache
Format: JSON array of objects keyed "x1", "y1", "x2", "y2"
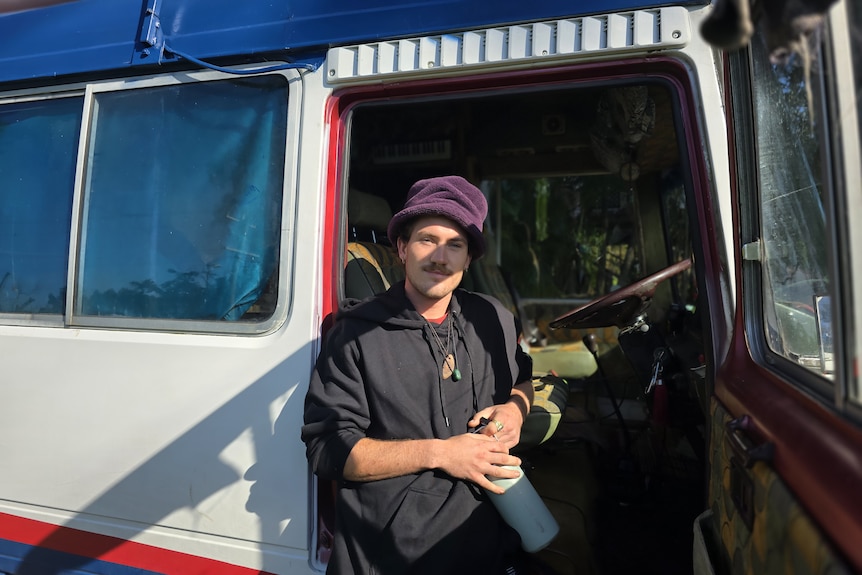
[{"x1": 422, "y1": 264, "x2": 452, "y2": 275}]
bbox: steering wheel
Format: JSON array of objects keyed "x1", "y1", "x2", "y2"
[{"x1": 549, "y1": 258, "x2": 692, "y2": 330}]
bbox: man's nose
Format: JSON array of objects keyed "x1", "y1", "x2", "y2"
[{"x1": 430, "y1": 244, "x2": 447, "y2": 263}]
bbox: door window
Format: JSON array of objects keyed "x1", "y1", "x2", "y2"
[
  {"x1": 746, "y1": 10, "x2": 862, "y2": 410},
  {"x1": 750, "y1": 30, "x2": 834, "y2": 380}
]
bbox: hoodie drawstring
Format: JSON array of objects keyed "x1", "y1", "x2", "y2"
[
  {"x1": 451, "y1": 310, "x2": 479, "y2": 417},
  {"x1": 422, "y1": 322, "x2": 451, "y2": 428}
]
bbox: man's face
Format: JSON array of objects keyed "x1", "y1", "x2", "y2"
[{"x1": 398, "y1": 216, "x2": 472, "y2": 310}]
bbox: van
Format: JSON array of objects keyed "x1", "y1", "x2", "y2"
[{"x1": 1, "y1": 1, "x2": 859, "y2": 573}]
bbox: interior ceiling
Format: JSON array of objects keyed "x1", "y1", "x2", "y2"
[{"x1": 350, "y1": 83, "x2": 680, "y2": 181}]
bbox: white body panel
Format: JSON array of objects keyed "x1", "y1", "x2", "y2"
[{"x1": 0, "y1": 63, "x2": 332, "y2": 574}]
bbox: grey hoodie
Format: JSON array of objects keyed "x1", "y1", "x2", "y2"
[{"x1": 302, "y1": 281, "x2": 532, "y2": 574}]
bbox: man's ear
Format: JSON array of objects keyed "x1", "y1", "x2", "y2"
[{"x1": 396, "y1": 238, "x2": 406, "y2": 263}]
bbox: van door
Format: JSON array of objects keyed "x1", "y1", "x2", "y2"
[{"x1": 702, "y1": 2, "x2": 862, "y2": 573}]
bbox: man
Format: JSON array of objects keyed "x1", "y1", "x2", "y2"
[{"x1": 302, "y1": 175, "x2": 534, "y2": 574}]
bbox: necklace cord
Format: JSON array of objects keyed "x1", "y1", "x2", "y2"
[{"x1": 426, "y1": 314, "x2": 459, "y2": 380}]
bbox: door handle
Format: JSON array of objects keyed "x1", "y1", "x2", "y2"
[
  {"x1": 725, "y1": 414, "x2": 775, "y2": 468},
  {"x1": 725, "y1": 414, "x2": 774, "y2": 530}
]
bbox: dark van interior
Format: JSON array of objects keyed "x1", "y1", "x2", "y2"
[{"x1": 336, "y1": 79, "x2": 707, "y2": 574}]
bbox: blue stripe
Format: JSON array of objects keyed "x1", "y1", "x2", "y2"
[
  {"x1": 0, "y1": 538, "x2": 164, "y2": 575},
  {"x1": 0, "y1": 0, "x2": 705, "y2": 84}
]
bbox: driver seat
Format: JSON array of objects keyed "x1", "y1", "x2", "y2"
[{"x1": 344, "y1": 190, "x2": 404, "y2": 300}]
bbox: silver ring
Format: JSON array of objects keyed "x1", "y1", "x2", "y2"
[{"x1": 492, "y1": 419, "x2": 504, "y2": 432}]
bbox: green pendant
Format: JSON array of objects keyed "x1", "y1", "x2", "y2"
[{"x1": 452, "y1": 368, "x2": 462, "y2": 382}]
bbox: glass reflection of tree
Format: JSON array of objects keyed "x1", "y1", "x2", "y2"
[
  {"x1": 0, "y1": 272, "x2": 35, "y2": 312},
  {"x1": 84, "y1": 265, "x2": 239, "y2": 320}
]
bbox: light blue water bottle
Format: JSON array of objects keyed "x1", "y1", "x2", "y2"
[{"x1": 486, "y1": 465, "x2": 560, "y2": 553}]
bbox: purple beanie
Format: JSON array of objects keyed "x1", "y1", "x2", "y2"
[{"x1": 387, "y1": 175, "x2": 488, "y2": 259}]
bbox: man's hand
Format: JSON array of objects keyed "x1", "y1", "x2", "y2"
[
  {"x1": 467, "y1": 380, "x2": 533, "y2": 449},
  {"x1": 435, "y1": 433, "x2": 521, "y2": 494},
  {"x1": 468, "y1": 403, "x2": 523, "y2": 449}
]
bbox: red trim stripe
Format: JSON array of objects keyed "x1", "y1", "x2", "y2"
[{"x1": 0, "y1": 512, "x2": 276, "y2": 575}]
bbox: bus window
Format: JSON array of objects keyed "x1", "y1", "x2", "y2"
[
  {"x1": 75, "y1": 76, "x2": 288, "y2": 325},
  {"x1": 476, "y1": 84, "x2": 696, "y2": 388},
  {"x1": 487, "y1": 169, "x2": 694, "y2": 364},
  {"x1": 0, "y1": 97, "x2": 82, "y2": 316}
]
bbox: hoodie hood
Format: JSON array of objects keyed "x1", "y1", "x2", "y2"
[{"x1": 337, "y1": 280, "x2": 462, "y2": 328}]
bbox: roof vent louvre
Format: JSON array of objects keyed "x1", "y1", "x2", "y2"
[{"x1": 326, "y1": 6, "x2": 690, "y2": 83}]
